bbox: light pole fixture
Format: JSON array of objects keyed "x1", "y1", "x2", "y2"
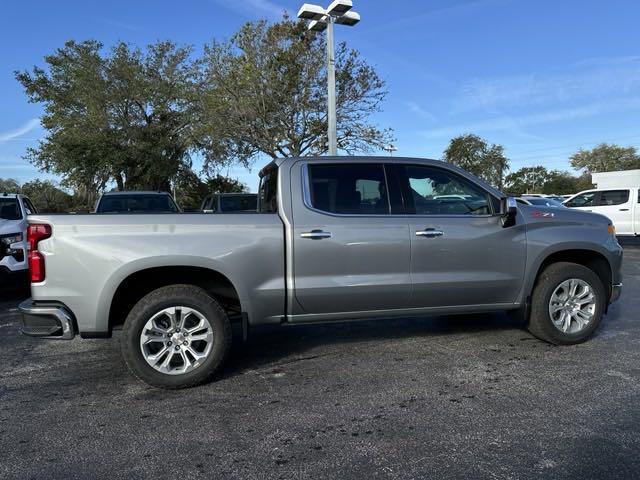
[
  {"x1": 297, "y1": 0, "x2": 361, "y2": 156},
  {"x1": 383, "y1": 144, "x2": 398, "y2": 156}
]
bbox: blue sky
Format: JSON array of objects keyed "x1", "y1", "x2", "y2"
[{"x1": 2, "y1": 0, "x2": 640, "y2": 192}]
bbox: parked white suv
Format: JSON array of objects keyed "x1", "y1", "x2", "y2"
[
  {"x1": 564, "y1": 188, "x2": 639, "y2": 235},
  {"x1": 0, "y1": 193, "x2": 37, "y2": 285}
]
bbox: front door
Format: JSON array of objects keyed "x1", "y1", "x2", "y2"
[
  {"x1": 394, "y1": 164, "x2": 527, "y2": 308},
  {"x1": 291, "y1": 162, "x2": 411, "y2": 316}
]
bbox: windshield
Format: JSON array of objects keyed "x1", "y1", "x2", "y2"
[
  {"x1": 0, "y1": 198, "x2": 22, "y2": 220},
  {"x1": 96, "y1": 194, "x2": 179, "y2": 214},
  {"x1": 524, "y1": 197, "x2": 564, "y2": 207}
]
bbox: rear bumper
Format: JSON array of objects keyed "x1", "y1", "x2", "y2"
[
  {"x1": 18, "y1": 299, "x2": 76, "y2": 340},
  {"x1": 610, "y1": 283, "x2": 622, "y2": 304}
]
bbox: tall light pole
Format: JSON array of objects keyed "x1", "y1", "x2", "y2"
[{"x1": 297, "y1": 1, "x2": 360, "y2": 156}]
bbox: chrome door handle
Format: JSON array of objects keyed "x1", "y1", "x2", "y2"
[
  {"x1": 300, "y1": 230, "x2": 332, "y2": 239},
  {"x1": 416, "y1": 229, "x2": 444, "y2": 238}
]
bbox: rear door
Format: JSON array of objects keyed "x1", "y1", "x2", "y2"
[
  {"x1": 590, "y1": 189, "x2": 633, "y2": 234},
  {"x1": 394, "y1": 164, "x2": 527, "y2": 308},
  {"x1": 290, "y1": 161, "x2": 411, "y2": 316}
]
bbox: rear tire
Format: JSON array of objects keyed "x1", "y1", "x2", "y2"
[
  {"x1": 528, "y1": 262, "x2": 606, "y2": 345},
  {"x1": 121, "y1": 284, "x2": 231, "y2": 389}
]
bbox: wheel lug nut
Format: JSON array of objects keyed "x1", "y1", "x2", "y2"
[
  {"x1": 175, "y1": 345, "x2": 180, "y2": 351},
  {"x1": 183, "y1": 341, "x2": 188, "y2": 346},
  {"x1": 168, "y1": 341, "x2": 172, "y2": 346}
]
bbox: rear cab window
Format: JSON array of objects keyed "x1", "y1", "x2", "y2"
[{"x1": 96, "y1": 194, "x2": 179, "y2": 213}]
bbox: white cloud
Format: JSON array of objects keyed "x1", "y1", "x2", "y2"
[
  {"x1": 0, "y1": 118, "x2": 40, "y2": 143},
  {"x1": 405, "y1": 101, "x2": 437, "y2": 122},
  {"x1": 423, "y1": 98, "x2": 640, "y2": 138},
  {"x1": 455, "y1": 56, "x2": 640, "y2": 111},
  {"x1": 212, "y1": 0, "x2": 289, "y2": 19}
]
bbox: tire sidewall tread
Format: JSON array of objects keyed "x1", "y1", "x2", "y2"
[
  {"x1": 121, "y1": 284, "x2": 231, "y2": 389},
  {"x1": 528, "y1": 262, "x2": 606, "y2": 345}
]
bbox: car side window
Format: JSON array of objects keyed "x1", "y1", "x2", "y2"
[
  {"x1": 23, "y1": 198, "x2": 37, "y2": 215},
  {"x1": 400, "y1": 165, "x2": 493, "y2": 215},
  {"x1": 594, "y1": 190, "x2": 629, "y2": 206},
  {"x1": 258, "y1": 169, "x2": 278, "y2": 213},
  {"x1": 307, "y1": 164, "x2": 390, "y2": 215},
  {"x1": 566, "y1": 192, "x2": 595, "y2": 208}
]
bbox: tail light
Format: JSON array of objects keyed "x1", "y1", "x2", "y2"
[{"x1": 27, "y1": 224, "x2": 52, "y2": 283}]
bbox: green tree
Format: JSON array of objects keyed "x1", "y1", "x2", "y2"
[
  {"x1": 504, "y1": 166, "x2": 551, "y2": 194},
  {"x1": 174, "y1": 170, "x2": 248, "y2": 210},
  {"x1": 197, "y1": 16, "x2": 393, "y2": 171},
  {"x1": 20, "y1": 179, "x2": 73, "y2": 213},
  {"x1": 0, "y1": 178, "x2": 21, "y2": 193},
  {"x1": 542, "y1": 170, "x2": 584, "y2": 195},
  {"x1": 443, "y1": 134, "x2": 510, "y2": 189},
  {"x1": 570, "y1": 143, "x2": 640, "y2": 173},
  {"x1": 204, "y1": 175, "x2": 247, "y2": 194},
  {"x1": 16, "y1": 40, "x2": 201, "y2": 206}
]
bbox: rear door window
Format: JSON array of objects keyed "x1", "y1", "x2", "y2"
[
  {"x1": 594, "y1": 190, "x2": 630, "y2": 206},
  {"x1": 307, "y1": 164, "x2": 390, "y2": 215}
]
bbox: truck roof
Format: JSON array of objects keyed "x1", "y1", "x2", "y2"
[
  {"x1": 101, "y1": 191, "x2": 172, "y2": 196},
  {"x1": 263, "y1": 156, "x2": 506, "y2": 199}
]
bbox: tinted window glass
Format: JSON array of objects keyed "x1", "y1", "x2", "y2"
[
  {"x1": 0, "y1": 199, "x2": 21, "y2": 220},
  {"x1": 308, "y1": 164, "x2": 389, "y2": 215},
  {"x1": 23, "y1": 198, "x2": 37, "y2": 215},
  {"x1": 220, "y1": 195, "x2": 257, "y2": 213},
  {"x1": 402, "y1": 166, "x2": 492, "y2": 215},
  {"x1": 259, "y1": 169, "x2": 278, "y2": 213},
  {"x1": 594, "y1": 190, "x2": 629, "y2": 206},
  {"x1": 565, "y1": 192, "x2": 595, "y2": 208},
  {"x1": 96, "y1": 194, "x2": 178, "y2": 213},
  {"x1": 524, "y1": 197, "x2": 564, "y2": 207},
  {"x1": 202, "y1": 195, "x2": 215, "y2": 211}
]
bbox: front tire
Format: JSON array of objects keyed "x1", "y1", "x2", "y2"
[
  {"x1": 121, "y1": 285, "x2": 231, "y2": 389},
  {"x1": 528, "y1": 262, "x2": 606, "y2": 345}
]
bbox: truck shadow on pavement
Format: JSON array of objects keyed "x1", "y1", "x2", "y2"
[{"x1": 219, "y1": 312, "x2": 536, "y2": 379}]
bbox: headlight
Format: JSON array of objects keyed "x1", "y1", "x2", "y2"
[{"x1": 1, "y1": 233, "x2": 23, "y2": 246}]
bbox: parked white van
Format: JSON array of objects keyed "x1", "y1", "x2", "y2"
[
  {"x1": 0, "y1": 193, "x2": 37, "y2": 285},
  {"x1": 564, "y1": 188, "x2": 639, "y2": 235}
]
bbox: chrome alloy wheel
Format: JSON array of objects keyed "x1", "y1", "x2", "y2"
[
  {"x1": 548, "y1": 278, "x2": 597, "y2": 334},
  {"x1": 139, "y1": 306, "x2": 214, "y2": 375}
]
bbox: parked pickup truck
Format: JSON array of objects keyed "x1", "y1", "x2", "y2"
[
  {"x1": 564, "y1": 187, "x2": 639, "y2": 235},
  {"x1": 1, "y1": 193, "x2": 37, "y2": 286},
  {"x1": 19, "y1": 157, "x2": 623, "y2": 389}
]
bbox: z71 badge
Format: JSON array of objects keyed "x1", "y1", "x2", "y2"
[{"x1": 531, "y1": 211, "x2": 555, "y2": 218}]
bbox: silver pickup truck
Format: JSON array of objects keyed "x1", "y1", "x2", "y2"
[{"x1": 19, "y1": 157, "x2": 623, "y2": 388}]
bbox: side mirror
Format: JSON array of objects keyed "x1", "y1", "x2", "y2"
[{"x1": 501, "y1": 197, "x2": 518, "y2": 228}]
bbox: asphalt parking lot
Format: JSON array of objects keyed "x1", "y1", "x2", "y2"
[{"x1": 1, "y1": 245, "x2": 639, "y2": 480}]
